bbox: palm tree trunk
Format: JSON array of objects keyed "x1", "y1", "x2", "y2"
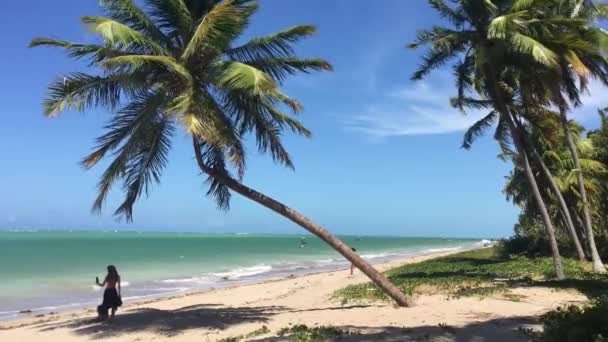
[
  {"x1": 509, "y1": 122, "x2": 565, "y2": 279},
  {"x1": 513, "y1": 120, "x2": 586, "y2": 261},
  {"x1": 559, "y1": 110, "x2": 606, "y2": 273},
  {"x1": 482, "y1": 63, "x2": 565, "y2": 279},
  {"x1": 192, "y1": 138, "x2": 414, "y2": 307}
]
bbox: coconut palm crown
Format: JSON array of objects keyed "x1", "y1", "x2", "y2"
[{"x1": 30, "y1": 0, "x2": 332, "y2": 221}]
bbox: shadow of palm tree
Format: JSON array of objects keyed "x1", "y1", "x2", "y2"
[
  {"x1": 389, "y1": 271, "x2": 499, "y2": 281},
  {"x1": 37, "y1": 304, "x2": 286, "y2": 339},
  {"x1": 514, "y1": 278, "x2": 608, "y2": 299},
  {"x1": 249, "y1": 316, "x2": 537, "y2": 342}
]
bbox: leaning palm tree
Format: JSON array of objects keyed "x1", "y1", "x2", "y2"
[
  {"x1": 411, "y1": 0, "x2": 573, "y2": 278},
  {"x1": 30, "y1": 0, "x2": 413, "y2": 306}
]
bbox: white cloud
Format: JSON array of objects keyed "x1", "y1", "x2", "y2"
[
  {"x1": 571, "y1": 79, "x2": 607, "y2": 121},
  {"x1": 342, "y1": 79, "x2": 488, "y2": 139}
]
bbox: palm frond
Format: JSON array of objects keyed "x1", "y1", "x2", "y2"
[
  {"x1": 226, "y1": 25, "x2": 316, "y2": 61},
  {"x1": 81, "y1": 16, "x2": 167, "y2": 54},
  {"x1": 453, "y1": 53, "x2": 475, "y2": 107},
  {"x1": 29, "y1": 38, "x2": 121, "y2": 65},
  {"x1": 102, "y1": 55, "x2": 192, "y2": 84},
  {"x1": 240, "y1": 57, "x2": 332, "y2": 84},
  {"x1": 145, "y1": 0, "x2": 193, "y2": 45},
  {"x1": 90, "y1": 93, "x2": 172, "y2": 218},
  {"x1": 262, "y1": 104, "x2": 312, "y2": 137},
  {"x1": 214, "y1": 61, "x2": 277, "y2": 95},
  {"x1": 429, "y1": 0, "x2": 467, "y2": 25},
  {"x1": 462, "y1": 110, "x2": 498, "y2": 149},
  {"x1": 412, "y1": 47, "x2": 461, "y2": 80},
  {"x1": 113, "y1": 115, "x2": 173, "y2": 221},
  {"x1": 196, "y1": 141, "x2": 232, "y2": 210},
  {"x1": 43, "y1": 72, "x2": 141, "y2": 117},
  {"x1": 100, "y1": 0, "x2": 169, "y2": 46},
  {"x1": 511, "y1": 0, "x2": 537, "y2": 11},
  {"x1": 181, "y1": 0, "x2": 258, "y2": 61},
  {"x1": 509, "y1": 32, "x2": 558, "y2": 66},
  {"x1": 82, "y1": 92, "x2": 167, "y2": 169}
]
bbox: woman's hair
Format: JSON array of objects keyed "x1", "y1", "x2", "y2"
[{"x1": 106, "y1": 265, "x2": 119, "y2": 281}]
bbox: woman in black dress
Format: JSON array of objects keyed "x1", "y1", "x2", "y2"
[{"x1": 95, "y1": 265, "x2": 122, "y2": 320}]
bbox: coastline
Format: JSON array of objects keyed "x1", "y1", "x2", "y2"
[
  {"x1": 0, "y1": 247, "x2": 588, "y2": 341},
  {"x1": 0, "y1": 238, "x2": 477, "y2": 321},
  {"x1": 1, "y1": 247, "x2": 467, "y2": 323}
]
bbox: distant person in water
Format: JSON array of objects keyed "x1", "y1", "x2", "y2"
[
  {"x1": 95, "y1": 265, "x2": 122, "y2": 320},
  {"x1": 350, "y1": 247, "x2": 357, "y2": 276}
]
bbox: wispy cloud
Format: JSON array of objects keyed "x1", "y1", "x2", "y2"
[
  {"x1": 571, "y1": 79, "x2": 607, "y2": 121},
  {"x1": 342, "y1": 77, "x2": 488, "y2": 139}
]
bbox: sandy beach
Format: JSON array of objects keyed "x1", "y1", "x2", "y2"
[{"x1": 0, "y1": 250, "x2": 588, "y2": 341}]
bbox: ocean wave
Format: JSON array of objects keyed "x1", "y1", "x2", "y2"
[
  {"x1": 211, "y1": 264, "x2": 273, "y2": 280},
  {"x1": 360, "y1": 252, "x2": 391, "y2": 259},
  {"x1": 425, "y1": 247, "x2": 463, "y2": 253}
]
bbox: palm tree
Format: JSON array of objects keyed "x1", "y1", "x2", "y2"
[
  {"x1": 504, "y1": 119, "x2": 606, "y2": 258},
  {"x1": 411, "y1": 0, "x2": 569, "y2": 278},
  {"x1": 30, "y1": 0, "x2": 413, "y2": 306},
  {"x1": 543, "y1": 2, "x2": 608, "y2": 273},
  {"x1": 504, "y1": 0, "x2": 608, "y2": 272}
]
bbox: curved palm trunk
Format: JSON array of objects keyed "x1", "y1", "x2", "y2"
[
  {"x1": 483, "y1": 63, "x2": 565, "y2": 279},
  {"x1": 560, "y1": 110, "x2": 606, "y2": 272},
  {"x1": 514, "y1": 120, "x2": 586, "y2": 261},
  {"x1": 192, "y1": 139, "x2": 414, "y2": 307},
  {"x1": 508, "y1": 119, "x2": 565, "y2": 279}
]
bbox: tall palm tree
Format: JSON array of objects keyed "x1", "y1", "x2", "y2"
[
  {"x1": 504, "y1": 118, "x2": 606, "y2": 259},
  {"x1": 538, "y1": 1, "x2": 608, "y2": 273},
  {"x1": 496, "y1": 0, "x2": 608, "y2": 271},
  {"x1": 30, "y1": 0, "x2": 413, "y2": 306},
  {"x1": 411, "y1": 0, "x2": 569, "y2": 278}
]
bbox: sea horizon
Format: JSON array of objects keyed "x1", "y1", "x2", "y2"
[{"x1": 0, "y1": 227, "x2": 501, "y2": 240}]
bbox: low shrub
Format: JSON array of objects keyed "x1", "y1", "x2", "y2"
[{"x1": 536, "y1": 296, "x2": 608, "y2": 342}]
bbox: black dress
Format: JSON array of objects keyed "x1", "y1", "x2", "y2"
[{"x1": 97, "y1": 288, "x2": 122, "y2": 316}]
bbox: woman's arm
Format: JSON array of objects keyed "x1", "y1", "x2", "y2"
[
  {"x1": 117, "y1": 277, "x2": 121, "y2": 297},
  {"x1": 96, "y1": 276, "x2": 107, "y2": 287}
]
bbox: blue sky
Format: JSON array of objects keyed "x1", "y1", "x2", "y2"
[{"x1": 0, "y1": 1, "x2": 604, "y2": 237}]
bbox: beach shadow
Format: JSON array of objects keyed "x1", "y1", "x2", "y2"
[
  {"x1": 513, "y1": 277, "x2": 608, "y2": 299},
  {"x1": 250, "y1": 315, "x2": 538, "y2": 342},
  {"x1": 38, "y1": 303, "x2": 286, "y2": 339}
]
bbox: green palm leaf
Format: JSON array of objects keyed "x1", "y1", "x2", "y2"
[
  {"x1": 100, "y1": 0, "x2": 169, "y2": 46},
  {"x1": 181, "y1": 0, "x2": 257, "y2": 61},
  {"x1": 462, "y1": 110, "x2": 498, "y2": 149},
  {"x1": 215, "y1": 61, "x2": 277, "y2": 95},
  {"x1": 82, "y1": 16, "x2": 167, "y2": 54},
  {"x1": 226, "y1": 25, "x2": 317, "y2": 61}
]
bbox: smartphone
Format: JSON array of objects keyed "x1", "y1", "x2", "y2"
[{"x1": 96, "y1": 276, "x2": 99, "y2": 283}]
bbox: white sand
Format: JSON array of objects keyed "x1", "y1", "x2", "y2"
[{"x1": 0, "y1": 250, "x2": 588, "y2": 341}]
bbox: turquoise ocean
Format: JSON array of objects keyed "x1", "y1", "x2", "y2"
[{"x1": 0, "y1": 230, "x2": 482, "y2": 320}]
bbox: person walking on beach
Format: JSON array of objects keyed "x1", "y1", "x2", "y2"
[
  {"x1": 95, "y1": 265, "x2": 122, "y2": 320},
  {"x1": 350, "y1": 247, "x2": 357, "y2": 276}
]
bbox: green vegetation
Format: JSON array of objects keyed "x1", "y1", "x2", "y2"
[
  {"x1": 218, "y1": 325, "x2": 349, "y2": 342},
  {"x1": 276, "y1": 325, "x2": 350, "y2": 342},
  {"x1": 217, "y1": 325, "x2": 270, "y2": 342},
  {"x1": 334, "y1": 248, "x2": 608, "y2": 303},
  {"x1": 534, "y1": 297, "x2": 608, "y2": 342}
]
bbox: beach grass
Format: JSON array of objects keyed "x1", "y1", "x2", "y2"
[{"x1": 334, "y1": 248, "x2": 608, "y2": 303}]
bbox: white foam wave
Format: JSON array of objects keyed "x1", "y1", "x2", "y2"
[
  {"x1": 425, "y1": 247, "x2": 463, "y2": 253},
  {"x1": 360, "y1": 253, "x2": 390, "y2": 259},
  {"x1": 211, "y1": 264, "x2": 272, "y2": 280}
]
